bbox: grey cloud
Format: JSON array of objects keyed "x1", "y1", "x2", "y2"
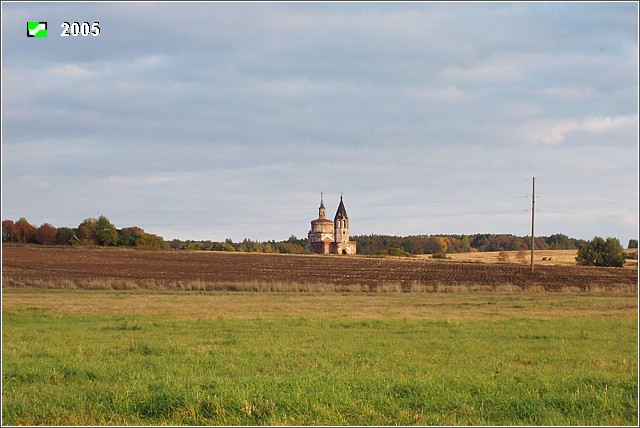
[{"x1": 2, "y1": 2, "x2": 637, "y2": 243}]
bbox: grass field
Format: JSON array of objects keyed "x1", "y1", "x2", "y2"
[
  {"x1": 437, "y1": 249, "x2": 580, "y2": 265},
  {"x1": 2, "y1": 289, "x2": 637, "y2": 425},
  {"x1": 428, "y1": 248, "x2": 639, "y2": 268}
]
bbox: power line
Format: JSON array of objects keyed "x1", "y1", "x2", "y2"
[
  {"x1": 1, "y1": 178, "x2": 530, "y2": 197},
  {"x1": 540, "y1": 209, "x2": 629, "y2": 219},
  {"x1": 1, "y1": 196, "x2": 530, "y2": 217},
  {"x1": 538, "y1": 195, "x2": 635, "y2": 205},
  {"x1": 359, "y1": 209, "x2": 528, "y2": 222},
  {"x1": 540, "y1": 178, "x2": 637, "y2": 188},
  {"x1": 353, "y1": 196, "x2": 528, "y2": 209}
]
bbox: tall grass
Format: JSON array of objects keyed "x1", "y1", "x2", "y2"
[
  {"x1": 2, "y1": 290, "x2": 637, "y2": 425},
  {"x1": 3, "y1": 277, "x2": 637, "y2": 293}
]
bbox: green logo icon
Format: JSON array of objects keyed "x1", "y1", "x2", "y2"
[{"x1": 27, "y1": 22, "x2": 47, "y2": 38}]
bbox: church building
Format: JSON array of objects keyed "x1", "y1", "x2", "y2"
[{"x1": 307, "y1": 194, "x2": 357, "y2": 255}]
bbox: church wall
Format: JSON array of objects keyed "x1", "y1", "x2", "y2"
[
  {"x1": 308, "y1": 241, "x2": 331, "y2": 254},
  {"x1": 308, "y1": 232, "x2": 333, "y2": 244},
  {"x1": 334, "y1": 227, "x2": 349, "y2": 244},
  {"x1": 331, "y1": 241, "x2": 357, "y2": 255}
]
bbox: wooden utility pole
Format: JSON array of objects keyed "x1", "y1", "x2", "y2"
[{"x1": 530, "y1": 176, "x2": 535, "y2": 274}]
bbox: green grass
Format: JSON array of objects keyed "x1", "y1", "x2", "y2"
[{"x1": 2, "y1": 290, "x2": 638, "y2": 425}]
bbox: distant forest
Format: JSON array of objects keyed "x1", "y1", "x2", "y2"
[
  {"x1": 171, "y1": 233, "x2": 586, "y2": 256},
  {"x1": 1, "y1": 215, "x2": 595, "y2": 255}
]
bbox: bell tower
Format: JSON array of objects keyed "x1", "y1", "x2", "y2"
[{"x1": 334, "y1": 195, "x2": 349, "y2": 244}]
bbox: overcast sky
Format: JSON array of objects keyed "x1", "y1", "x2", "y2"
[{"x1": 2, "y1": 1, "x2": 638, "y2": 245}]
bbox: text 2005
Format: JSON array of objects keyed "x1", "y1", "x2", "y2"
[{"x1": 61, "y1": 22, "x2": 100, "y2": 37}]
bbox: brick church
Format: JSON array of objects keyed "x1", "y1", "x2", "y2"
[{"x1": 307, "y1": 194, "x2": 357, "y2": 255}]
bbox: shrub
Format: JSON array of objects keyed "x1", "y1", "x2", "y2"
[
  {"x1": 431, "y1": 252, "x2": 451, "y2": 259},
  {"x1": 624, "y1": 251, "x2": 638, "y2": 260},
  {"x1": 497, "y1": 251, "x2": 510, "y2": 262},
  {"x1": 576, "y1": 237, "x2": 625, "y2": 267},
  {"x1": 387, "y1": 247, "x2": 410, "y2": 257}
]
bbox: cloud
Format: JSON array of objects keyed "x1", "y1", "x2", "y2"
[
  {"x1": 2, "y1": 2, "x2": 637, "y2": 244},
  {"x1": 440, "y1": 59, "x2": 523, "y2": 84},
  {"x1": 520, "y1": 114, "x2": 638, "y2": 145},
  {"x1": 100, "y1": 174, "x2": 178, "y2": 187},
  {"x1": 581, "y1": 115, "x2": 638, "y2": 133},
  {"x1": 403, "y1": 86, "x2": 468, "y2": 102},
  {"x1": 536, "y1": 86, "x2": 601, "y2": 101},
  {"x1": 48, "y1": 64, "x2": 95, "y2": 78}
]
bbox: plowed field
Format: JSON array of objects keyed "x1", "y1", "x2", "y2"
[{"x1": 2, "y1": 245, "x2": 637, "y2": 292}]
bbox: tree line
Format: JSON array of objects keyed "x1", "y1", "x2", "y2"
[
  {"x1": 2, "y1": 216, "x2": 168, "y2": 250},
  {"x1": 170, "y1": 233, "x2": 588, "y2": 255},
  {"x1": 170, "y1": 236, "x2": 308, "y2": 254},
  {"x1": 4, "y1": 217, "x2": 636, "y2": 267},
  {"x1": 351, "y1": 233, "x2": 586, "y2": 255}
]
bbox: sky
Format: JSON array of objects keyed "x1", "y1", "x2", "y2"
[{"x1": 2, "y1": 1, "x2": 638, "y2": 245}]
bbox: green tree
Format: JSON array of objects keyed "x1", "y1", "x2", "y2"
[
  {"x1": 545, "y1": 233, "x2": 576, "y2": 250},
  {"x1": 576, "y1": 236, "x2": 625, "y2": 267},
  {"x1": 118, "y1": 227, "x2": 144, "y2": 247},
  {"x1": 212, "y1": 241, "x2": 236, "y2": 252},
  {"x1": 137, "y1": 232, "x2": 169, "y2": 250},
  {"x1": 387, "y1": 247, "x2": 408, "y2": 257},
  {"x1": 628, "y1": 239, "x2": 638, "y2": 249},
  {"x1": 423, "y1": 237, "x2": 443, "y2": 254},
  {"x1": 275, "y1": 242, "x2": 304, "y2": 254},
  {"x1": 185, "y1": 242, "x2": 206, "y2": 251},
  {"x1": 55, "y1": 227, "x2": 78, "y2": 246},
  {"x1": 96, "y1": 215, "x2": 119, "y2": 246},
  {"x1": 471, "y1": 234, "x2": 491, "y2": 252}
]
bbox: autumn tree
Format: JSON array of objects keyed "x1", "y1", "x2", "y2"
[
  {"x1": 36, "y1": 223, "x2": 57, "y2": 245},
  {"x1": 2, "y1": 220, "x2": 17, "y2": 242},
  {"x1": 14, "y1": 218, "x2": 37, "y2": 243},
  {"x1": 436, "y1": 237, "x2": 451, "y2": 253},
  {"x1": 77, "y1": 218, "x2": 98, "y2": 244}
]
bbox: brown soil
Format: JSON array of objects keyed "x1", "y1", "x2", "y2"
[{"x1": 2, "y1": 245, "x2": 637, "y2": 292}]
